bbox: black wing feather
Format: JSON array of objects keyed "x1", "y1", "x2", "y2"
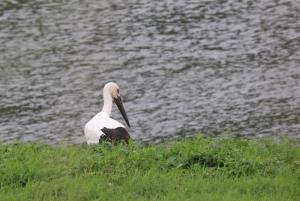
[{"x1": 100, "y1": 127, "x2": 130, "y2": 144}]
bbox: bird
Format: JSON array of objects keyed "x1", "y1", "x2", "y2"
[{"x1": 84, "y1": 82, "x2": 131, "y2": 144}]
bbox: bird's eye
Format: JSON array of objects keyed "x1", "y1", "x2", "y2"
[{"x1": 117, "y1": 89, "x2": 120, "y2": 94}]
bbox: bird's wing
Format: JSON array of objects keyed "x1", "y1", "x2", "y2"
[{"x1": 100, "y1": 127, "x2": 130, "y2": 144}]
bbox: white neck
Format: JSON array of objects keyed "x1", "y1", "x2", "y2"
[{"x1": 101, "y1": 89, "x2": 113, "y2": 116}]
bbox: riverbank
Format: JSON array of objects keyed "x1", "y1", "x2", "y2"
[{"x1": 0, "y1": 135, "x2": 299, "y2": 201}]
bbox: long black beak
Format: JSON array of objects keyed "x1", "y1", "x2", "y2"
[{"x1": 114, "y1": 95, "x2": 131, "y2": 128}]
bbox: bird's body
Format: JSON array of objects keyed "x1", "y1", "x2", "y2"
[
  {"x1": 84, "y1": 82, "x2": 131, "y2": 144},
  {"x1": 85, "y1": 112, "x2": 126, "y2": 144}
]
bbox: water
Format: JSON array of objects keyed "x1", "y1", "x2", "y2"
[{"x1": 0, "y1": 0, "x2": 300, "y2": 144}]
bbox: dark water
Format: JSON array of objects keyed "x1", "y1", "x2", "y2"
[{"x1": 0, "y1": 0, "x2": 300, "y2": 144}]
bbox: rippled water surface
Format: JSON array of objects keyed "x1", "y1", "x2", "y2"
[{"x1": 1, "y1": 0, "x2": 300, "y2": 144}]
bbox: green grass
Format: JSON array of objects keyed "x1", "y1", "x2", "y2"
[{"x1": 0, "y1": 135, "x2": 299, "y2": 201}]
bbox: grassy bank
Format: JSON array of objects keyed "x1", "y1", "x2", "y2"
[{"x1": 0, "y1": 135, "x2": 299, "y2": 201}]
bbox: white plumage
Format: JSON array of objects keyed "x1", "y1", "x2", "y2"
[{"x1": 84, "y1": 82, "x2": 130, "y2": 144}]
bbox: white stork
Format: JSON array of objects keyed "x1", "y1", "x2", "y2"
[{"x1": 84, "y1": 82, "x2": 131, "y2": 144}]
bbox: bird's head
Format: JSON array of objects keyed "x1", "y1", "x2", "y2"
[{"x1": 104, "y1": 82, "x2": 130, "y2": 127}]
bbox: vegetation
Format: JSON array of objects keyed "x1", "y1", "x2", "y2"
[{"x1": 0, "y1": 135, "x2": 299, "y2": 201}]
